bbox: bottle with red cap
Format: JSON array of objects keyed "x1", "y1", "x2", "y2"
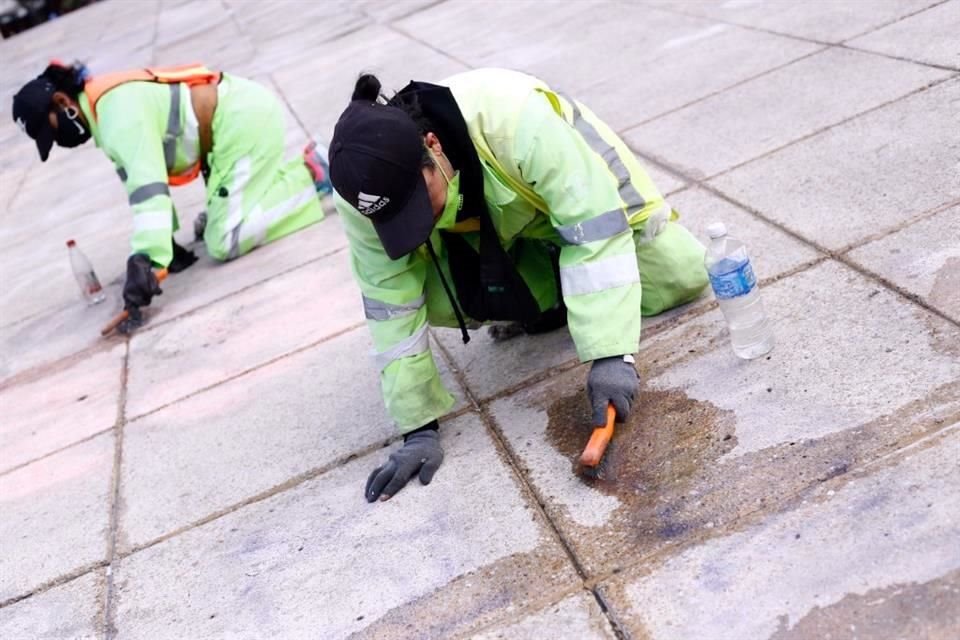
[{"x1": 66, "y1": 239, "x2": 106, "y2": 305}]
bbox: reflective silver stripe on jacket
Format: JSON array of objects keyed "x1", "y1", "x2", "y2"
[
  {"x1": 556, "y1": 208, "x2": 630, "y2": 245},
  {"x1": 560, "y1": 93, "x2": 645, "y2": 214},
  {"x1": 373, "y1": 324, "x2": 430, "y2": 371},
  {"x1": 363, "y1": 294, "x2": 426, "y2": 321},
  {"x1": 163, "y1": 83, "x2": 181, "y2": 171},
  {"x1": 132, "y1": 210, "x2": 171, "y2": 234},
  {"x1": 560, "y1": 253, "x2": 640, "y2": 296},
  {"x1": 128, "y1": 182, "x2": 170, "y2": 205}
]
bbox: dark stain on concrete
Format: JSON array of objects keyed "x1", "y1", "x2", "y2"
[
  {"x1": 545, "y1": 387, "x2": 738, "y2": 546},
  {"x1": 347, "y1": 549, "x2": 573, "y2": 640},
  {"x1": 768, "y1": 567, "x2": 960, "y2": 640},
  {"x1": 530, "y1": 372, "x2": 960, "y2": 575}
]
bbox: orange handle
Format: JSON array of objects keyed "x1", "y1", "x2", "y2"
[
  {"x1": 100, "y1": 268, "x2": 168, "y2": 337},
  {"x1": 579, "y1": 403, "x2": 616, "y2": 467}
]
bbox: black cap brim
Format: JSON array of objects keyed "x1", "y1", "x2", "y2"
[
  {"x1": 35, "y1": 124, "x2": 54, "y2": 162},
  {"x1": 371, "y1": 176, "x2": 435, "y2": 260}
]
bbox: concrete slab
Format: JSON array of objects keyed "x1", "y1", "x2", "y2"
[
  {"x1": 271, "y1": 23, "x2": 469, "y2": 149},
  {"x1": 669, "y1": 187, "x2": 821, "y2": 278},
  {"x1": 470, "y1": 592, "x2": 616, "y2": 640},
  {"x1": 125, "y1": 249, "x2": 364, "y2": 419},
  {"x1": 0, "y1": 343, "x2": 123, "y2": 472},
  {"x1": 352, "y1": 0, "x2": 443, "y2": 23},
  {"x1": 486, "y1": 260, "x2": 960, "y2": 576},
  {"x1": 600, "y1": 425, "x2": 960, "y2": 640},
  {"x1": 850, "y1": 0, "x2": 960, "y2": 70},
  {"x1": 0, "y1": 433, "x2": 113, "y2": 602},
  {"x1": 146, "y1": 213, "x2": 347, "y2": 323},
  {"x1": 398, "y1": 1, "x2": 821, "y2": 130},
  {"x1": 645, "y1": 162, "x2": 686, "y2": 196},
  {"x1": 847, "y1": 204, "x2": 960, "y2": 324},
  {"x1": 625, "y1": 48, "x2": 950, "y2": 178},
  {"x1": 120, "y1": 325, "x2": 466, "y2": 549},
  {"x1": 710, "y1": 77, "x2": 960, "y2": 252},
  {"x1": 153, "y1": 16, "x2": 256, "y2": 72},
  {"x1": 0, "y1": 570, "x2": 103, "y2": 639},
  {"x1": 113, "y1": 414, "x2": 579, "y2": 639},
  {"x1": 646, "y1": 0, "x2": 942, "y2": 43}
]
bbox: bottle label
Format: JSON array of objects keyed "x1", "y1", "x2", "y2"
[{"x1": 709, "y1": 260, "x2": 757, "y2": 299}]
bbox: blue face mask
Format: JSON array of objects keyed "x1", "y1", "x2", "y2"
[{"x1": 54, "y1": 105, "x2": 90, "y2": 148}]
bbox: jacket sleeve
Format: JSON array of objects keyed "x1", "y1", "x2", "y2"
[
  {"x1": 98, "y1": 100, "x2": 176, "y2": 268},
  {"x1": 335, "y1": 194, "x2": 456, "y2": 432},
  {"x1": 513, "y1": 93, "x2": 642, "y2": 362}
]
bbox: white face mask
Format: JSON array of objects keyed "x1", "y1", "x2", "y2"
[{"x1": 429, "y1": 149, "x2": 462, "y2": 222}]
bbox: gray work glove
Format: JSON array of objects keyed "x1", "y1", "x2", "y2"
[
  {"x1": 365, "y1": 424, "x2": 443, "y2": 502},
  {"x1": 587, "y1": 355, "x2": 640, "y2": 424}
]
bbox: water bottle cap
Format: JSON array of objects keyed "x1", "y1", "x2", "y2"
[
  {"x1": 66, "y1": 239, "x2": 76, "y2": 248},
  {"x1": 706, "y1": 222, "x2": 727, "y2": 239}
]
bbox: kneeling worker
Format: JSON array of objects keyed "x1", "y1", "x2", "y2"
[
  {"x1": 329, "y1": 69, "x2": 709, "y2": 502},
  {"x1": 12, "y1": 61, "x2": 331, "y2": 332}
]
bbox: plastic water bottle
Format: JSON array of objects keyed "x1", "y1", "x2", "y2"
[
  {"x1": 704, "y1": 223, "x2": 773, "y2": 359},
  {"x1": 66, "y1": 239, "x2": 106, "y2": 305}
]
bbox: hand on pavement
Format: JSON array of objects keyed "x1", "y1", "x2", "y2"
[
  {"x1": 587, "y1": 355, "x2": 640, "y2": 424},
  {"x1": 365, "y1": 424, "x2": 443, "y2": 502}
]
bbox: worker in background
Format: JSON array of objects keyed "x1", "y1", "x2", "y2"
[
  {"x1": 12, "y1": 61, "x2": 332, "y2": 332},
  {"x1": 329, "y1": 69, "x2": 709, "y2": 503}
]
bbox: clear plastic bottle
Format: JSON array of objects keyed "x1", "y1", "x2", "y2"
[
  {"x1": 66, "y1": 239, "x2": 106, "y2": 305},
  {"x1": 704, "y1": 223, "x2": 774, "y2": 359}
]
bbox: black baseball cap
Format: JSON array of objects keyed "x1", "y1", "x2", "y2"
[
  {"x1": 329, "y1": 100, "x2": 433, "y2": 260},
  {"x1": 12, "y1": 77, "x2": 57, "y2": 162}
]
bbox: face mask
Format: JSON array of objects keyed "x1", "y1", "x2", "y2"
[
  {"x1": 55, "y1": 105, "x2": 91, "y2": 148},
  {"x1": 431, "y1": 150, "x2": 462, "y2": 227}
]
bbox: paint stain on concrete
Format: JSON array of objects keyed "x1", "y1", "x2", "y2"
[
  {"x1": 768, "y1": 567, "x2": 960, "y2": 640},
  {"x1": 544, "y1": 387, "x2": 738, "y2": 544},
  {"x1": 347, "y1": 549, "x2": 574, "y2": 639}
]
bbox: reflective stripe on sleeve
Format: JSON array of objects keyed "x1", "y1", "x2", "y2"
[
  {"x1": 363, "y1": 294, "x2": 426, "y2": 321},
  {"x1": 556, "y1": 208, "x2": 630, "y2": 245},
  {"x1": 560, "y1": 253, "x2": 640, "y2": 296},
  {"x1": 132, "y1": 210, "x2": 172, "y2": 234},
  {"x1": 372, "y1": 324, "x2": 430, "y2": 372},
  {"x1": 560, "y1": 93, "x2": 645, "y2": 214},
  {"x1": 129, "y1": 182, "x2": 170, "y2": 205}
]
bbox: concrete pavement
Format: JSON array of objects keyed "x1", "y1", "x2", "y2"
[{"x1": 1, "y1": 0, "x2": 958, "y2": 638}]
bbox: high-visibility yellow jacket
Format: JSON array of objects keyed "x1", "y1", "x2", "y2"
[
  {"x1": 336, "y1": 68, "x2": 669, "y2": 432},
  {"x1": 78, "y1": 64, "x2": 219, "y2": 267}
]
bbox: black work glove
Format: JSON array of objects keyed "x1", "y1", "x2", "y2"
[
  {"x1": 168, "y1": 237, "x2": 198, "y2": 273},
  {"x1": 587, "y1": 355, "x2": 640, "y2": 424},
  {"x1": 122, "y1": 253, "x2": 163, "y2": 310},
  {"x1": 365, "y1": 422, "x2": 443, "y2": 502}
]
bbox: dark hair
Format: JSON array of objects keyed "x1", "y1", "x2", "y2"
[
  {"x1": 351, "y1": 73, "x2": 434, "y2": 168},
  {"x1": 40, "y1": 61, "x2": 88, "y2": 98}
]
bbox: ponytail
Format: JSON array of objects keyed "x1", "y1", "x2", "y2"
[
  {"x1": 40, "y1": 60, "x2": 89, "y2": 97},
  {"x1": 351, "y1": 73, "x2": 382, "y2": 102}
]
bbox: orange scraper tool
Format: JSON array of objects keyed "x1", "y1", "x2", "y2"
[
  {"x1": 100, "y1": 268, "x2": 169, "y2": 337},
  {"x1": 580, "y1": 403, "x2": 616, "y2": 470}
]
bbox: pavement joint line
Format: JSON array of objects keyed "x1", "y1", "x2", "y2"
[
  {"x1": 838, "y1": 196, "x2": 960, "y2": 256},
  {"x1": 431, "y1": 336, "x2": 636, "y2": 637},
  {"x1": 0, "y1": 425, "x2": 114, "y2": 479},
  {"x1": 124, "y1": 319, "x2": 367, "y2": 424},
  {"x1": 387, "y1": 21, "x2": 475, "y2": 71},
  {"x1": 0, "y1": 561, "x2": 108, "y2": 611},
  {"x1": 101, "y1": 339, "x2": 131, "y2": 639},
  {"x1": 617, "y1": 44, "x2": 832, "y2": 133},
  {"x1": 580, "y1": 410, "x2": 960, "y2": 593},
  {"x1": 654, "y1": 74, "x2": 959, "y2": 186},
  {"x1": 838, "y1": 43, "x2": 960, "y2": 73},
  {"x1": 589, "y1": 586, "x2": 632, "y2": 640},
  {"x1": 386, "y1": 0, "x2": 450, "y2": 24},
  {"x1": 643, "y1": 0, "x2": 954, "y2": 72},
  {"x1": 0, "y1": 243, "x2": 349, "y2": 391}
]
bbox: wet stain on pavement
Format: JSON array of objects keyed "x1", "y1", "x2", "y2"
[
  {"x1": 346, "y1": 548, "x2": 574, "y2": 640},
  {"x1": 545, "y1": 387, "x2": 737, "y2": 544},
  {"x1": 768, "y1": 567, "x2": 960, "y2": 640},
  {"x1": 532, "y1": 375, "x2": 960, "y2": 573}
]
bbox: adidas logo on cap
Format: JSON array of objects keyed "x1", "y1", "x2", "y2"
[{"x1": 357, "y1": 191, "x2": 391, "y2": 217}]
